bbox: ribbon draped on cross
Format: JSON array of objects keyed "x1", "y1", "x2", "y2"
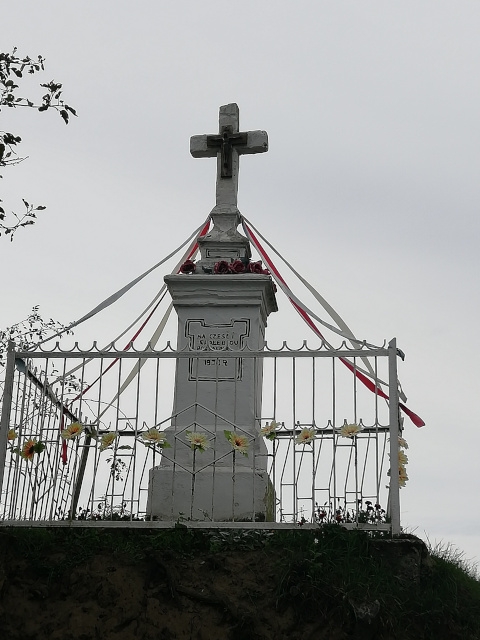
[
  {"x1": 59, "y1": 219, "x2": 211, "y2": 464},
  {"x1": 241, "y1": 218, "x2": 425, "y2": 428},
  {"x1": 56, "y1": 211, "x2": 423, "y2": 467}
]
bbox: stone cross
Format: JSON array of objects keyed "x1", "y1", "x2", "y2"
[{"x1": 190, "y1": 103, "x2": 268, "y2": 215}]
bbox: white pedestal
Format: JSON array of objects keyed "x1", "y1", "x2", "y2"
[{"x1": 147, "y1": 274, "x2": 277, "y2": 521}]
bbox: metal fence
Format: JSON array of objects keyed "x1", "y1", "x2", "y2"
[{"x1": 0, "y1": 340, "x2": 401, "y2": 531}]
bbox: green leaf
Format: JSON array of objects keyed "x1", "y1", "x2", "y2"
[
  {"x1": 224, "y1": 430, "x2": 232, "y2": 440},
  {"x1": 33, "y1": 441, "x2": 45, "y2": 454}
]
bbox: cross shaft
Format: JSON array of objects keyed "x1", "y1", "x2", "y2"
[{"x1": 190, "y1": 103, "x2": 268, "y2": 215}]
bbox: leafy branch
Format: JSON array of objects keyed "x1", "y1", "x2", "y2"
[
  {"x1": 0, "y1": 198, "x2": 46, "y2": 240},
  {"x1": 0, "y1": 305, "x2": 73, "y2": 367},
  {"x1": 0, "y1": 48, "x2": 77, "y2": 240}
]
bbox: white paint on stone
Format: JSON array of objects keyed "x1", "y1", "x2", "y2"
[
  {"x1": 147, "y1": 104, "x2": 276, "y2": 521},
  {"x1": 190, "y1": 103, "x2": 268, "y2": 216},
  {"x1": 147, "y1": 275, "x2": 277, "y2": 521}
]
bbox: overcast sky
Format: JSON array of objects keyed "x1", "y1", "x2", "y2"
[{"x1": 1, "y1": 1, "x2": 479, "y2": 566}]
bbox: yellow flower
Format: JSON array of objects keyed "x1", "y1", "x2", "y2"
[
  {"x1": 99, "y1": 432, "x2": 117, "y2": 452},
  {"x1": 7, "y1": 429, "x2": 17, "y2": 441},
  {"x1": 387, "y1": 464, "x2": 409, "y2": 488},
  {"x1": 186, "y1": 431, "x2": 210, "y2": 452},
  {"x1": 224, "y1": 431, "x2": 249, "y2": 456},
  {"x1": 339, "y1": 423, "x2": 362, "y2": 439},
  {"x1": 21, "y1": 439, "x2": 37, "y2": 461},
  {"x1": 398, "y1": 450, "x2": 409, "y2": 466},
  {"x1": 140, "y1": 428, "x2": 171, "y2": 449},
  {"x1": 399, "y1": 465, "x2": 409, "y2": 488},
  {"x1": 142, "y1": 428, "x2": 159, "y2": 442},
  {"x1": 61, "y1": 422, "x2": 84, "y2": 440},
  {"x1": 295, "y1": 428, "x2": 316, "y2": 445},
  {"x1": 260, "y1": 421, "x2": 280, "y2": 438},
  {"x1": 398, "y1": 437, "x2": 409, "y2": 450}
]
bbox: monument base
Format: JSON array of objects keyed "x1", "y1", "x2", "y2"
[{"x1": 147, "y1": 466, "x2": 275, "y2": 522}]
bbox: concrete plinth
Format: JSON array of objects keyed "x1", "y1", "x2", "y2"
[
  {"x1": 148, "y1": 466, "x2": 275, "y2": 522},
  {"x1": 147, "y1": 274, "x2": 277, "y2": 521}
]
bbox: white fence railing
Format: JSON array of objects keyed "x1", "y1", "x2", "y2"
[{"x1": 0, "y1": 340, "x2": 401, "y2": 531}]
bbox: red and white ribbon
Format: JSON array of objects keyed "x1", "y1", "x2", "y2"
[
  {"x1": 242, "y1": 219, "x2": 424, "y2": 428},
  {"x1": 59, "y1": 219, "x2": 211, "y2": 463}
]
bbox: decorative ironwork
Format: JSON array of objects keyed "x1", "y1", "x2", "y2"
[{"x1": 0, "y1": 341, "x2": 400, "y2": 531}]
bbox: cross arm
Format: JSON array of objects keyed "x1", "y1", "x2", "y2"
[
  {"x1": 190, "y1": 134, "x2": 216, "y2": 158},
  {"x1": 190, "y1": 130, "x2": 268, "y2": 158},
  {"x1": 239, "y1": 130, "x2": 268, "y2": 155}
]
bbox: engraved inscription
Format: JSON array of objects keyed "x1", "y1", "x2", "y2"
[
  {"x1": 193, "y1": 330, "x2": 242, "y2": 351},
  {"x1": 186, "y1": 319, "x2": 250, "y2": 381},
  {"x1": 205, "y1": 247, "x2": 241, "y2": 260}
]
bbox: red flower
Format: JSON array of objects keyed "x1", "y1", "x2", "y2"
[
  {"x1": 214, "y1": 261, "x2": 230, "y2": 274},
  {"x1": 247, "y1": 261, "x2": 264, "y2": 274},
  {"x1": 247, "y1": 261, "x2": 271, "y2": 275},
  {"x1": 230, "y1": 260, "x2": 245, "y2": 273},
  {"x1": 180, "y1": 260, "x2": 196, "y2": 274}
]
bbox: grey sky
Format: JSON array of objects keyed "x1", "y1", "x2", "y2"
[{"x1": 2, "y1": 1, "x2": 479, "y2": 563}]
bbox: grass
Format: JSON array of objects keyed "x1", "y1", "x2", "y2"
[
  {"x1": 428, "y1": 538, "x2": 479, "y2": 580},
  {"x1": 271, "y1": 527, "x2": 480, "y2": 639},
  {"x1": 1, "y1": 525, "x2": 480, "y2": 638}
]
